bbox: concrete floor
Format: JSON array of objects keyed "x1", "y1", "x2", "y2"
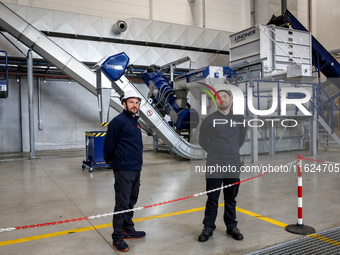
[{"x1": 0, "y1": 148, "x2": 339, "y2": 255}]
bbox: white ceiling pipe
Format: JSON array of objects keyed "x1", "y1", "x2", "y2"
[{"x1": 188, "y1": 0, "x2": 205, "y2": 28}]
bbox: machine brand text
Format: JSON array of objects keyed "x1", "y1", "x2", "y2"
[{"x1": 234, "y1": 29, "x2": 256, "y2": 43}]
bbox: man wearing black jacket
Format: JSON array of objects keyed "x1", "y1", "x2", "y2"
[
  {"x1": 198, "y1": 86, "x2": 247, "y2": 243},
  {"x1": 104, "y1": 90, "x2": 145, "y2": 252}
]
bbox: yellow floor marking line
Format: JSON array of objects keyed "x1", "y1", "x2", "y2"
[
  {"x1": 133, "y1": 206, "x2": 207, "y2": 222},
  {"x1": 307, "y1": 233, "x2": 340, "y2": 247},
  {"x1": 0, "y1": 205, "x2": 210, "y2": 246},
  {"x1": 236, "y1": 207, "x2": 288, "y2": 228},
  {"x1": 235, "y1": 207, "x2": 340, "y2": 248},
  {"x1": 1, "y1": 203, "x2": 338, "y2": 249},
  {"x1": 0, "y1": 225, "x2": 99, "y2": 246}
]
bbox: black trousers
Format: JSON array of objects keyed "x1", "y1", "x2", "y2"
[
  {"x1": 203, "y1": 177, "x2": 240, "y2": 231},
  {"x1": 112, "y1": 169, "x2": 141, "y2": 241}
]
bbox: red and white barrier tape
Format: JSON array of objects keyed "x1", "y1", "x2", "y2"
[
  {"x1": 300, "y1": 156, "x2": 340, "y2": 165},
  {"x1": 0, "y1": 159, "x2": 304, "y2": 233}
]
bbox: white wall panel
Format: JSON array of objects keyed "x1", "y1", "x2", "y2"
[
  {"x1": 15, "y1": 0, "x2": 150, "y2": 20},
  {"x1": 313, "y1": 0, "x2": 340, "y2": 51},
  {"x1": 7, "y1": 0, "x2": 337, "y2": 45},
  {"x1": 3, "y1": 4, "x2": 231, "y2": 53},
  {"x1": 254, "y1": 0, "x2": 298, "y2": 25},
  {"x1": 205, "y1": 0, "x2": 249, "y2": 32},
  {"x1": 51, "y1": 37, "x2": 229, "y2": 68},
  {"x1": 155, "y1": 0, "x2": 192, "y2": 25},
  {"x1": 254, "y1": 0, "x2": 269, "y2": 25},
  {"x1": 297, "y1": 0, "x2": 308, "y2": 30},
  {"x1": 0, "y1": 80, "x2": 22, "y2": 153},
  {"x1": 2, "y1": 0, "x2": 251, "y2": 32}
]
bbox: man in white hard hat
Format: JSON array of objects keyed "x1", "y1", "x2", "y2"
[
  {"x1": 198, "y1": 85, "x2": 247, "y2": 243},
  {"x1": 104, "y1": 90, "x2": 145, "y2": 252}
]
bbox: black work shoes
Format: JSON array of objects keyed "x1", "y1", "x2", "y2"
[
  {"x1": 123, "y1": 230, "x2": 146, "y2": 239},
  {"x1": 112, "y1": 239, "x2": 129, "y2": 252},
  {"x1": 227, "y1": 227, "x2": 244, "y2": 240},
  {"x1": 199, "y1": 226, "x2": 243, "y2": 242},
  {"x1": 112, "y1": 230, "x2": 145, "y2": 252},
  {"x1": 198, "y1": 227, "x2": 213, "y2": 242}
]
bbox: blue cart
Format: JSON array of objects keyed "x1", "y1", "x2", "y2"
[{"x1": 82, "y1": 131, "x2": 109, "y2": 172}]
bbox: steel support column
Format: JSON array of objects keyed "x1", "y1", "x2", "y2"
[
  {"x1": 27, "y1": 49, "x2": 35, "y2": 158},
  {"x1": 310, "y1": 116, "x2": 317, "y2": 156},
  {"x1": 269, "y1": 125, "x2": 276, "y2": 156},
  {"x1": 250, "y1": 116, "x2": 258, "y2": 163}
]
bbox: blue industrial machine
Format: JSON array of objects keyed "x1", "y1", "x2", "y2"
[
  {"x1": 82, "y1": 131, "x2": 109, "y2": 172},
  {"x1": 142, "y1": 68, "x2": 199, "y2": 130},
  {"x1": 0, "y1": 50, "x2": 9, "y2": 98},
  {"x1": 101, "y1": 52, "x2": 130, "y2": 82},
  {"x1": 99, "y1": 52, "x2": 200, "y2": 131},
  {"x1": 96, "y1": 52, "x2": 205, "y2": 158},
  {"x1": 175, "y1": 65, "x2": 240, "y2": 83},
  {"x1": 81, "y1": 53, "x2": 132, "y2": 172},
  {"x1": 96, "y1": 52, "x2": 241, "y2": 156}
]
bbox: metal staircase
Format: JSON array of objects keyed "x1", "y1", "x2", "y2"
[
  {"x1": 315, "y1": 86, "x2": 340, "y2": 150},
  {"x1": 317, "y1": 119, "x2": 340, "y2": 150}
]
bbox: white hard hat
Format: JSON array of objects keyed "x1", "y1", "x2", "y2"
[
  {"x1": 214, "y1": 84, "x2": 232, "y2": 96},
  {"x1": 121, "y1": 90, "x2": 142, "y2": 103}
]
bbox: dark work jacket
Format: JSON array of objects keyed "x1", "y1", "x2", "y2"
[
  {"x1": 103, "y1": 110, "x2": 143, "y2": 171},
  {"x1": 199, "y1": 110, "x2": 247, "y2": 165}
]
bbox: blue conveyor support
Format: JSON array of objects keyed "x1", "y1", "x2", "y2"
[{"x1": 142, "y1": 70, "x2": 199, "y2": 130}]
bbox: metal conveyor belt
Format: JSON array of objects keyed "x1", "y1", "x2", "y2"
[
  {"x1": 111, "y1": 75, "x2": 203, "y2": 159},
  {"x1": 269, "y1": 9, "x2": 340, "y2": 81}
]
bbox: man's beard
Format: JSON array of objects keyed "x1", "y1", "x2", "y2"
[
  {"x1": 127, "y1": 105, "x2": 138, "y2": 115},
  {"x1": 217, "y1": 104, "x2": 230, "y2": 111}
]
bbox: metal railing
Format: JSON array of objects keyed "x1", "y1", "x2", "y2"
[
  {"x1": 317, "y1": 86, "x2": 340, "y2": 134},
  {"x1": 234, "y1": 79, "x2": 339, "y2": 142}
]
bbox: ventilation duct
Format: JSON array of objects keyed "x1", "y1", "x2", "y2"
[{"x1": 112, "y1": 20, "x2": 127, "y2": 34}]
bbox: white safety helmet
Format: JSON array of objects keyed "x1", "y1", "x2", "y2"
[{"x1": 120, "y1": 90, "x2": 142, "y2": 104}]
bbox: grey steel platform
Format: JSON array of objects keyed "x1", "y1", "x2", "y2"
[{"x1": 247, "y1": 226, "x2": 340, "y2": 255}]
